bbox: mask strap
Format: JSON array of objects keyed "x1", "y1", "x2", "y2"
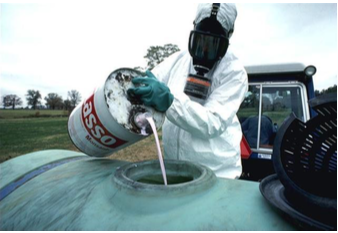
[{"x1": 211, "y1": 3, "x2": 220, "y2": 19}]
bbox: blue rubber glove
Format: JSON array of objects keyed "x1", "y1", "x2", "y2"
[{"x1": 128, "y1": 70, "x2": 174, "y2": 112}]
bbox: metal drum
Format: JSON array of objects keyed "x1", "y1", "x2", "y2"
[{"x1": 68, "y1": 68, "x2": 165, "y2": 157}]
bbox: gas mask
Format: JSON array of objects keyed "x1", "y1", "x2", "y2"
[
  {"x1": 184, "y1": 3, "x2": 231, "y2": 104},
  {"x1": 189, "y1": 24, "x2": 229, "y2": 74}
]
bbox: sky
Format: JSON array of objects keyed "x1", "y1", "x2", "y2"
[{"x1": 0, "y1": 3, "x2": 337, "y2": 107}]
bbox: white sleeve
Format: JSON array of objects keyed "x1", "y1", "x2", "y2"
[
  {"x1": 151, "y1": 51, "x2": 185, "y2": 85},
  {"x1": 165, "y1": 59, "x2": 248, "y2": 139}
]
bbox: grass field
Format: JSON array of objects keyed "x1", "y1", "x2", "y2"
[
  {"x1": 0, "y1": 110, "x2": 159, "y2": 163},
  {"x1": 0, "y1": 109, "x2": 69, "y2": 119},
  {"x1": 237, "y1": 107, "x2": 291, "y2": 127}
]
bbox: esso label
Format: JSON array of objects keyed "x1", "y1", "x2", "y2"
[{"x1": 81, "y1": 94, "x2": 127, "y2": 149}]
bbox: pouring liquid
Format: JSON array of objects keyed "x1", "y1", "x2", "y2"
[{"x1": 146, "y1": 116, "x2": 168, "y2": 186}]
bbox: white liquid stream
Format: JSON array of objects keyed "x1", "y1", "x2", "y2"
[{"x1": 146, "y1": 116, "x2": 168, "y2": 186}]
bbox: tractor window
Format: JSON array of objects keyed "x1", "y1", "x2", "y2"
[
  {"x1": 238, "y1": 83, "x2": 308, "y2": 152},
  {"x1": 260, "y1": 86, "x2": 305, "y2": 149},
  {"x1": 238, "y1": 85, "x2": 261, "y2": 148}
]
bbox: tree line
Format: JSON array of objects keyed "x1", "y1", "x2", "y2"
[
  {"x1": 315, "y1": 84, "x2": 337, "y2": 96},
  {"x1": 1, "y1": 44, "x2": 336, "y2": 111},
  {"x1": 1, "y1": 90, "x2": 82, "y2": 110},
  {"x1": 2, "y1": 44, "x2": 180, "y2": 110}
]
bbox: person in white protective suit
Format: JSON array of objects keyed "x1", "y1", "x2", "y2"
[{"x1": 128, "y1": 3, "x2": 248, "y2": 179}]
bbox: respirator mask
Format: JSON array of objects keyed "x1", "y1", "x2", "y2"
[
  {"x1": 189, "y1": 27, "x2": 229, "y2": 74},
  {"x1": 184, "y1": 3, "x2": 231, "y2": 104}
]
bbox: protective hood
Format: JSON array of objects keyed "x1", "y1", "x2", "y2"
[{"x1": 194, "y1": 3, "x2": 237, "y2": 38}]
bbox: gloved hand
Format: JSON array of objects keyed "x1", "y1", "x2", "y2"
[{"x1": 128, "y1": 70, "x2": 174, "y2": 112}]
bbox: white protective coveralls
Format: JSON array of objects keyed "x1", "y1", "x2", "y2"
[{"x1": 151, "y1": 3, "x2": 248, "y2": 179}]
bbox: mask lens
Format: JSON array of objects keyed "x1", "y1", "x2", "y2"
[{"x1": 189, "y1": 31, "x2": 227, "y2": 61}]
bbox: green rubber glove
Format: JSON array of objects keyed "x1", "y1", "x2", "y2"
[{"x1": 128, "y1": 70, "x2": 174, "y2": 112}]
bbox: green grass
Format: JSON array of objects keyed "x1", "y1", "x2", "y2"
[
  {"x1": 0, "y1": 117, "x2": 77, "y2": 162},
  {"x1": 264, "y1": 111, "x2": 292, "y2": 127},
  {"x1": 0, "y1": 109, "x2": 160, "y2": 163},
  {"x1": 237, "y1": 107, "x2": 291, "y2": 127},
  {"x1": 0, "y1": 109, "x2": 68, "y2": 119},
  {"x1": 0, "y1": 106, "x2": 293, "y2": 163}
]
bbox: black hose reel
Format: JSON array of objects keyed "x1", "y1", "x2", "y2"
[{"x1": 260, "y1": 93, "x2": 337, "y2": 230}]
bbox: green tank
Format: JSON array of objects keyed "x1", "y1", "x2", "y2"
[{"x1": 0, "y1": 150, "x2": 297, "y2": 230}]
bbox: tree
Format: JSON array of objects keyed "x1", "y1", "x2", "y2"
[
  {"x1": 1, "y1": 95, "x2": 9, "y2": 109},
  {"x1": 314, "y1": 90, "x2": 320, "y2": 96},
  {"x1": 241, "y1": 92, "x2": 258, "y2": 108},
  {"x1": 144, "y1": 44, "x2": 180, "y2": 70},
  {"x1": 44, "y1": 93, "x2": 63, "y2": 110},
  {"x1": 2, "y1": 94, "x2": 23, "y2": 109},
  {"x1": 315, "y1": 84, "x2": 337, "y2": 96},
  {"x1": 63, "y1": 99, "x2": 72, "y2": 111},
  {"x1": 68, "y1": 90, "x2": 82, "y2": 109},
  {"x1": 26, "y1": 90, "x2": 42, "y2": 109},
  {"x1": 133, "y1": 66, "x2": 145, "y2": 73}
]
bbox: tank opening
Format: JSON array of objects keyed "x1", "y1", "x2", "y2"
[
  {"x1": 120, "y1": 160, "x2": 206, "y2": 186},
  {"x1": 137, "y1": 174, "x2": 194, "y2": 185}
]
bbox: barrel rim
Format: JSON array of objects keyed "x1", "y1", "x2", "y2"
[{"x1": 112, "y1": 159, "x2": 217, "y2": 194}]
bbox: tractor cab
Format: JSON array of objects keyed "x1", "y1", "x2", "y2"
[{"x1": 239, "y1": 63, "x2": 317, "y2": 180}]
